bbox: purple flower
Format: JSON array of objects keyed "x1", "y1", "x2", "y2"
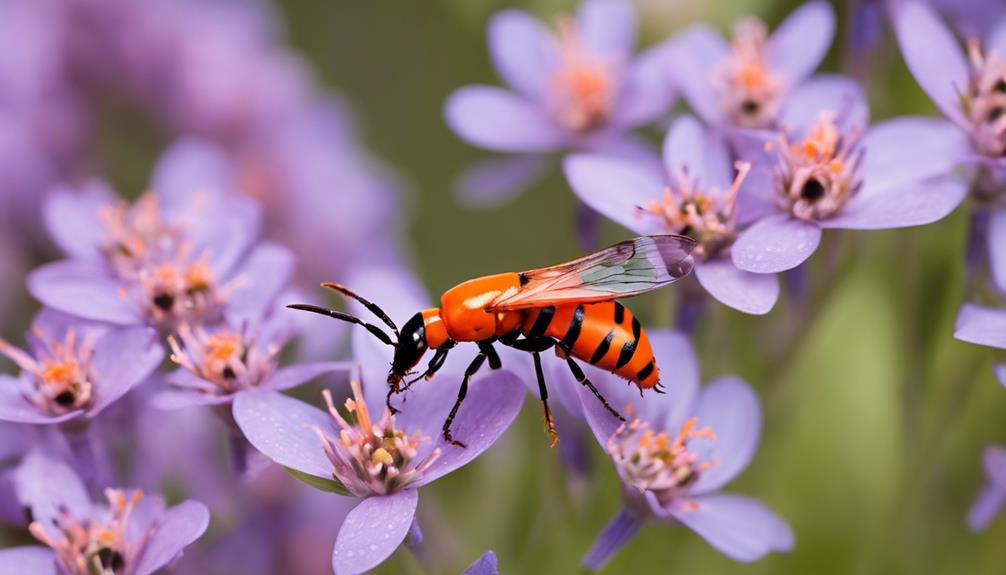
[
  {"x1": 0, "y1": 309, "x2": 162, "y2": 424},
  {"x1": 463, "y1": 551, "x2": 499, "y2": 575},
  {"x1": 730, "y1": 76, "x2": 968, "y2": 273},
  {"x1": 968, "y1": 445, "x2": 1006, "y2": 531},
  {"x1": 4, "y1": 451, "x2": 209, "y2": 575},
  {"x1": 565, "y1": 115, "x2": 779, "y2": 314},
  {"x1": 671, "y1": 1, "x2": 834, "y2": 129},
  {"x1": 954, "y1": 301, "x2": 1006, "y2": 386},
  {"x1": 575, "y1": 330, "x2": 792, "y2": 568}
]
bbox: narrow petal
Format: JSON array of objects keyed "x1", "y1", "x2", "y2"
[
  {"x1": 669, "y1": 25, "x2": 729, "y2": 125},
  {"x1": 445, "y1": 86, "x2": 568, "y2": 152},
  {"x1": 578, "y1": 0, "x2": 637, "y2": 58},
  {"x1": 780, "y1": 75, "x2": 868, "y2": 136},
  {"x1": 232, "y1": 391, "x2": 335, "y2": 481},
  {"x1": 767, "y1": 1, "x2": 835, "y2": 82},
  {"x1": 967, "y1": 483, "x2": 1005, "y2": 532},
  {"x1": 821, "y1": 175, "x2": 966, "y2": 230},
  {"x1": 89, "y1": 326, "x2": 164, "y2": 416},
  {"x1": 891, "y1": 1, "x2": 968, "y2": 124},
  {"x1": 462, "y1": 551, "x2": 499, "y2": 575},
  {"x1": 487, "y1": 10, "x2": 558, "y2": 102},
  {"x1": 264, "y1": 362, "x2": 350, "y2": 393},
  {"x1": 27, "y1": 261, "x2": 138, "y2": 325},
  {"x1": 732, "y1": 214, "x2": 822, "y2": 273},
  {"x1": 670, "y1": 493, "x2": 794, "y2": 562},
  {"x1": 859, "y1": 117, "x2": 971, "y2": 193},
  {"x1": 694, "y1": 259, "x2": 779, "y2": 315},
  {"x1": 954, "y1": 303, "x2": 1006, "y2": 348},
  {"x1": 581, "y1": 508, "x2": 644, "y2": 571},
  {"x1": 984, "y1": 445, "x2": 1006, "y2": 490},
  {"x1": 453, "y1": 156, "x2": 546, "y2": 208},
  {"x1": 663, "y1": 115, "x2": 732, "y2": 191},
  {"x1": 133, "y1": 500, "x2": 211, "y2": 575},
  {"x1": 0, "y1": 375, "x2": 80, "y2": 424},
  {"x1": 332, "y1": 490, "x2": 419, "y2": 575},
  {"x1": 611, "y1": 41, "x2": 676, "y2": 128},
  {"x1": 43, "y1": 182, "x2": 116, "y2": 262},
  {"x1": 14, "y1": 451, "x2": 92, "y2": 527},
  {"x1": 562, "y1": 154, "x2": 667, "y2": 236},
  {"x1": 0, "y1": 547, "x2": 57, "y2": 575},
  {"x1": 689, "y1": 377, "x2": 762, "y2": 494},
  {"x1": 225, "y1": 242, "x2": 296, "y2": 325},
  {"x1": 403, "y1": 370, "x2": 525, "y2": 485},
  {"x1": 989, "y1": 208, "x2": 1006, "y2": 293}
]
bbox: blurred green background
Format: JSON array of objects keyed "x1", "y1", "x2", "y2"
[{"x1": 94, "y1": 0, "x2": 1006, "y2": 573}]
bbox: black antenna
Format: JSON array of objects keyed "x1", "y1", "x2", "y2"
[
  {"x1": 321, "y1": 282, "x2": 401, "y2": 338},
  {"x1": 286, "y1": 304, "x2": 396, "y2": 347}
]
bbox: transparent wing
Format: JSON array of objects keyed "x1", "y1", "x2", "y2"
[{"x1": 487, "y1": 235, "x2": 697, "y2": 311}]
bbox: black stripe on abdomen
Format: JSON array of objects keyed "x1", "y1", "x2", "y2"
[
  {"x1": 528, "y1": 306, "x2": 555, "y2": 338},
  {"x1": 561, "y1": 305, "x2": 585, "y2": 349},
  {"x1": 614, "y1": 302, "x2": 625, "y2": 324},
  {"x1": 616, "y1": 314, "x2": 641, "y2": 369},
  {"x1": 590, "y1": 329, "x2": 616, "y2": 364},
  {"x1": 636, "y1": 360, "x2": 655, "y2": 381}
]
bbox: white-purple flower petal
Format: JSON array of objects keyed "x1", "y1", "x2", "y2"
[
  {"x1": 732, "y1": 214, "x2": 822, "y2": 273},
  {"x1": 331, "y1": 490, "x2": 419, "y2": 575}
]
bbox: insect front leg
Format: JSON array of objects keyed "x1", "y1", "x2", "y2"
[
  {"x1": 400, "y1": 341, "x2": 455, "y2": 393},
  {"x1": 442, "y1": 350, "x2": 488, "y2": 448},
  {"x1": 560, "y1": 345, "x2": 625, "y2": 422}
]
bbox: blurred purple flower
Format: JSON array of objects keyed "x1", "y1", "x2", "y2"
[
  {"x1": 463, "y1": 551, "x2": 499, "y2": 575},
  {"x1": 731, "y1": 76, "x2": 968, "y2": 273},
  {"x1": 671, "y1": 1, "x2": 834, "y2": 129},
  {"x1": 0, "y1": 309, "x2": 161, "y2": 424},
  {"x1": 954, "y1": 301, "x2": 1006, "y2": 386},
  {"x1": 968, "y1": 444, "x2": 1006, "y2": 531},
  {"x1": 575, "y1": 330, "x2": 792, "y2": 568},
  {"x1": 565, "y1": 115, "x2": 779, "y2": 314},
  {"x1": 5, "y1": 451, "x2": 209, "y2": 575}
]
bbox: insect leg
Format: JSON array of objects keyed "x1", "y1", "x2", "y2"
[
  {"x1": 562, "y1": 352, "x2": 625, "y2": 422},
  {"x1": 480, "y1": 341, "x2": 502, "y2": 370},
  {"x1": 442, "y1": 351, "x2": 487, "y2": 448},
  {"x1": 286, "y1": 304, "x2": 395, "y2": 347},
  {"x1": 532, "y1": 350, "x2": 559, "y2": 447},
  {"x1": 321, "y1": 282, "x2": 400, "y2": 337},
  {"x1": 401, "y1": 342, "x2": 455, "y2": 392}
]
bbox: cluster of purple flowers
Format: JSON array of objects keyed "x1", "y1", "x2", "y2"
[{"x1": 0, "y1": 0, "x2": 1003, "y2": 573}]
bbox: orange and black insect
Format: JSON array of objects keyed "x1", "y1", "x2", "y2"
[{"x1": 290, "y1": 235, "x2": 696, "y2": 447}]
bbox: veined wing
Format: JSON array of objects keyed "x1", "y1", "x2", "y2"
[{"x1": 487, "y1": 235, "x2": 697, "y2": 311}]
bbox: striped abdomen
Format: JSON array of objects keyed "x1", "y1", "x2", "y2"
[{"x1": 521, "y1": 301, "x2": 658, "y2": 388}]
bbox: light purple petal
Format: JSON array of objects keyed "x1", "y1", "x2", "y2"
[
  {"x1": 822, "y1": 175, "x2": 966, "y2": 230},
  {"x1": 767, "y1": 1, "x2": 835, "y2": 82},
  {"x1": 133, "y1": 500, "x2": 210, "y2": 575},
  {"x1": 988, "y1": 17, "x2": 1006, "y2": 55},
  {"x1": 967, "y1": 483, "x2": 1005, "y2": 532},
  {"x1": 232, "y1": 391, "x2": 335, "y2": 481},
  {"x1": 462, "y1": 551, "x2": 499, "y2": 575},
  {"x1": 989, "y1": 208, "x2": 1006, "y2": 293},
  {"x1": 453, "y1": 155, "x2": 546, "y2": 208},
  {"x1": 955, "y1": 303, "x2": 1006, "y2": 348},
  {"x1": 0, "y1": 374, "x2": 80, "y2": 424},
  {"x1": 487, "y1": 10, "x2": 558, "y2": 102},
  {"x1": 611, "y1": 41, "x2": 676, "y2": 128},
  {"x1": 577, "y1": 0, "x2": 637, "y2": 59},
  {"x1": 780, "y1": 75, "x2": 868, "y2": 135},
  {"x1": 152, "y1": 138, "x2": 235, "y2": 210},
  {"x1": 193, "y1": 197, "x2": 262, "y2": 278},
  {"x1": 331, "y1": 490, "x2": 418, "y2": 575},
  {"x1": 445, "y1": 86, "x2": 568, "y2": 152},
  {"x1": 732, "y1": 214, "x2": 822, "y2": 273},
  {"x1": 984, "y1": 445, "x2": 1006, "y2": 490},
  {"x1": 670, "y1": 493, "x2": 794, "y2": 562},
  {"x1": 89, "y1": 326, "x2": 164, "y2": 416},
  {"x1": 43, "y1": 182, "x2": 116, "y2": 262},
  {"x1": 859, "y1": 117, "x2": 972, "y2": 193},
  {"x1": 663, "y1": 115, "x2": 732, "y2": 191},
  {"x1": 689, "y1": 377, "x2": 762, "y2": 494},
  {"x1": 581, "y1": 508, "x2": 644, "y2": 571},
  {"x1": 264, "y1": 362, "x2": 350, "y2": 393},
  {"x1": 732, "y1": 148, "x2": 780, "y2": 226},
  {"x1": 891, "y1": 1, "x2": 968, "y2": 124},
  {"x1": 669, "y1": 25, "x2": 729, "y2": 125},
  {"x1": 225, "y1": 242, "x2": 296, "y2": 324},
  {"x1": 694, "y1": 259, "x2": 779, "y2": 315},
  {"x1": 563, "y1": 154, "x2": 667, "y2": 236},
  {"x1": 401, "y1": 370, "x2": 525, "y2": 485},
  {"x1": 152, "y1": 388, "x2": 231, "y2": 410},
  {"x1": 0, "y1": 547, "x2": 57, "y2": 575},
  {"x1": 27, "y1": 261, "x2": 139, "y2": 325},
  {"x1": 14, "y1": 451, "x2": 91, "y2": 527}
]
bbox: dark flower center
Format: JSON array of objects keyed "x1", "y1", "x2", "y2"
[
  {"x1": 800, "y1": 178, "x2": 827, "y2": 202},
  {"x1": 54, "y1": 391, "x2": 76, "y2": 407},
  {"x1": 95, "y1": 547, "x2": 125, "y2": 572},
  {"x1": 222, "y1": 366, "x2": 236, "y2": 380},
  {"x1": 741, "y1": 99, "x2": 760, "y2": 115},
  {"x1": 153, "y1": 293, "x2": 175, "y2": 311}
]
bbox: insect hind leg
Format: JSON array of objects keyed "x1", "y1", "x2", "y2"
[
  {"x1": 561, "y1": 348, "x2": 625, "y2": 422},
  {"x1": 531, "y1": 350, "x2": 559, "y2": 447}
]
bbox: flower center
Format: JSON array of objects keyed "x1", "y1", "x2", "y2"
[
  {"x1": 133, "y1": 246, "x2": 234, "y2": 327},
  {"x1": 963, "y1": 39, "x2": 1006, "y2": 157},
  {"x1": 637, "y1": 162, "x2": 751, "y2": 260},
  {"x1": 98, "y1": 194, "x2": 178, "y2": 278},
  {"x1": 607, "y1": 416, "x2": 718, "y2": 508},
  {"x1": 771, "y1": 112, "x2": 863, "y2": 220},
  {"x1": 718, "y1": 19, "x2": 785, "y2": 128},
  {"x1": 308, "y1": 377, "x2": 441, "y2": 497},
  {"x1": 168, "y1": 323, "x2": 279, "y2": 395},
  {"x1": 28, "y1": 489, "x2": 147, "y2": 575},
  {"x1": 0, "y1": 327, "x2": 95, "y2": 415},
  {"x1": 548, "y1": 16, "x2": 618, "y2": 133}
]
